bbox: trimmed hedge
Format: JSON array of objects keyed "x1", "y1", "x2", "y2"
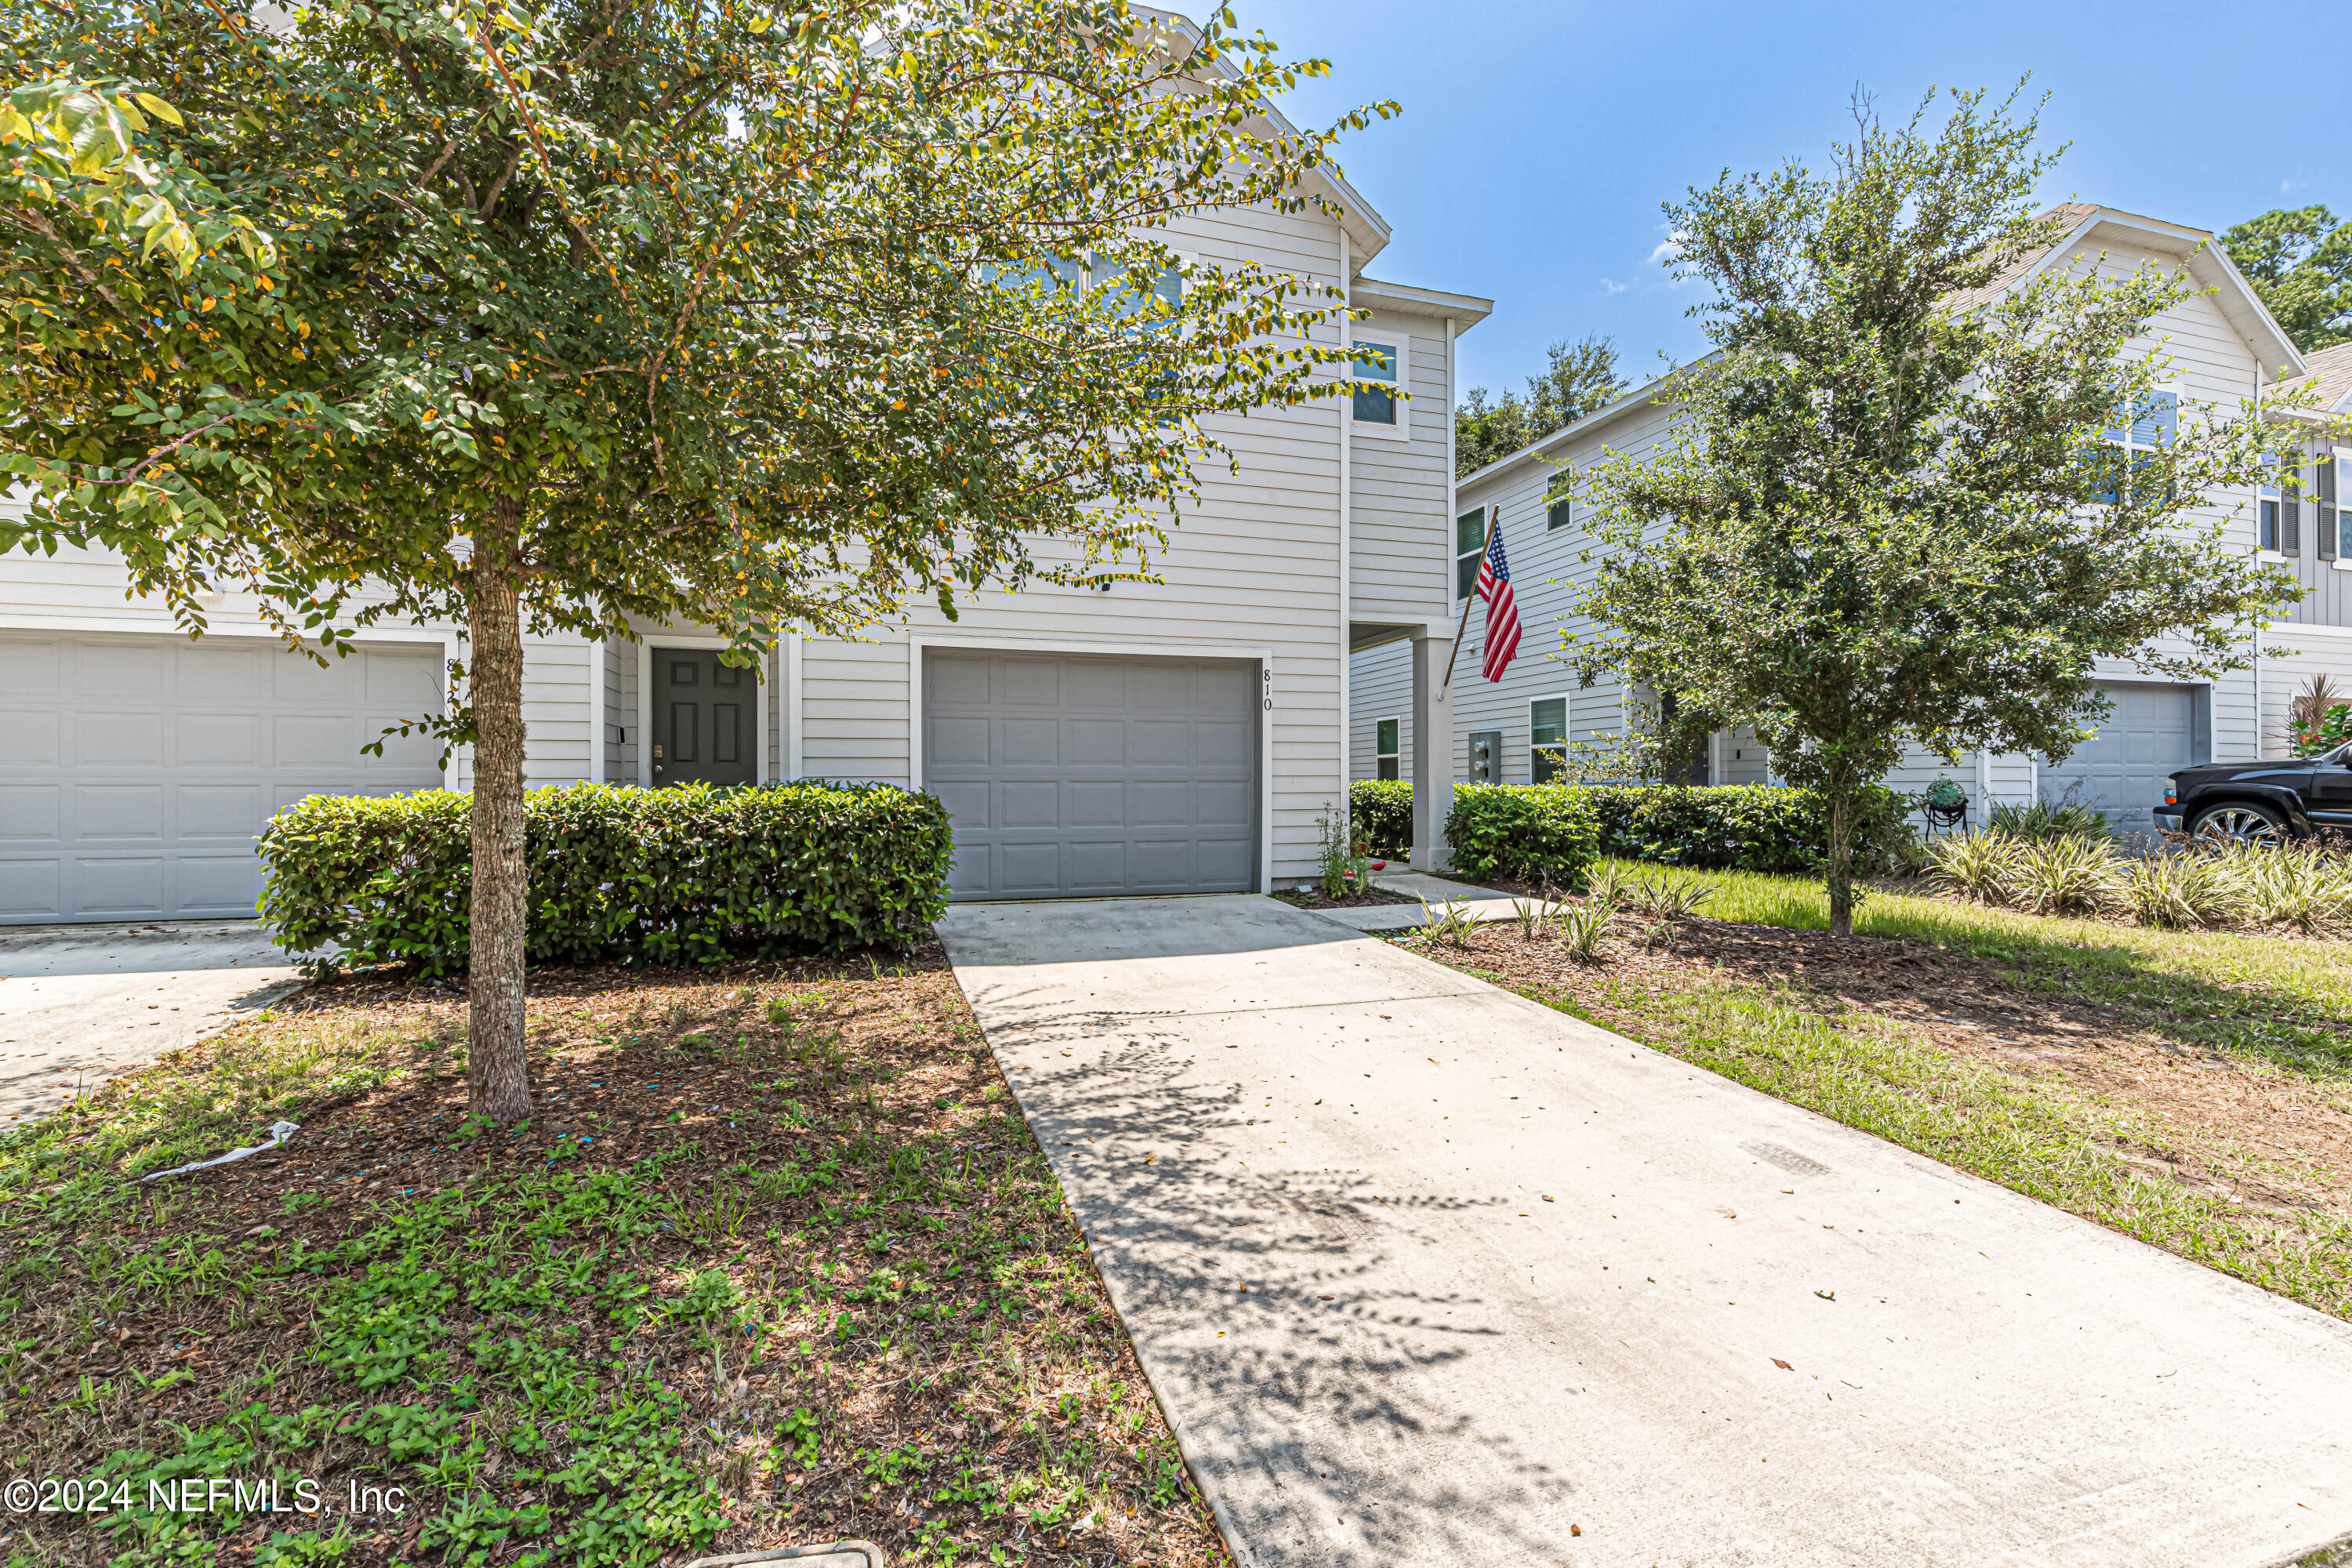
[
  {"x1": 258, "y1": 781, "x2": 953, "y2": 975},
  {"x1": 1584, "y1": 782, "x2": 1912, "y2": 873},
  {"x1": 1350, "y1": 779, "x2": 1415, "y2": 857},
  {"x1": 1429, "y1": 780, "x2": 1914, "y2": 883},
  {"x1": 1445, "y1": 783, "x2": 1604, "y2": 887}
]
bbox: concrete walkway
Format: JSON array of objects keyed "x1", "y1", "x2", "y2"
[
  {"x1": 936, "y1": 894, "x2": 2352, "y2": 1568},
  {"x1": 0, "y1": 921, "x2": 303, "y2": 1125},
  {"x1": 1311, "y1": 871, "x2": 1521, "y2": 934}
]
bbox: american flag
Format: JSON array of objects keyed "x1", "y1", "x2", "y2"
[{"x1": 1476, "y1": 516, "x2": 1521, "y2": 681}]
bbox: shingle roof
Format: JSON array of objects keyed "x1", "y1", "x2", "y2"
[
  {"x1": 1940, "y1": 203, "x2": 2107, "y2": 317},
  {"x1": 2299, "y1": 342, "x2": 2352, "y2": 412}
]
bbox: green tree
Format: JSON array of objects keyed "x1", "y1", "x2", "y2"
[
  {"x1": 1454, "y1": 332, "x2": 1624, "y2": 475},
  {"x1": 1572, "y1": 88, "x2": 2299, "y2": 935},
  {"x1": 2, "y1": 0, "x2": 1383, "y2": 1120},
  {"x1": 2220, "y1": 205, "x2": 2351, "y2": 353}
]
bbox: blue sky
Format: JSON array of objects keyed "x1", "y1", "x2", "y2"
[{"x1": 1224, "y1": 0, "x2": 2343, "y2": 400}]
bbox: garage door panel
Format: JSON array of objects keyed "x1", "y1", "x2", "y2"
[
  {"x1": 180, "y1": 713, "x2": 262, "y2": 767},
  {"x1": 930, "y1": 717, "x2": 991, "y2": 768},
  {"x1": 79, "y1": 712, "x2": 162, "y2": 766},
  {"x1": 78, "y1": 786, "x2": 165, "y2": 840},
  {"x1": 999, "y1": 718, "x2": 1060, "y2": 767},
  {"x1": 2, "y1": 635, "x2": 444, "y2": 923},
  {"x1": 998, "y1": 660, "x2": 1059, "y2": 706},
  {"x1": 180, "y1": 785, "x2": 269, "y2": 840},
  {"x1": 924, "y1": 650, "x2": 1258, "y2": 899},
  {"x1": 177, "y1": 646, "x2": 267, "y2": 699},
  {"x1": 82, "y1": 644, "x2": 163, "y2": 697},
  {"x1": 1067, "y1": 780, "x2": 1127, "y2": 826},
  {"x1": 999, "y1": 841, "x2": 1064, "y2": 894},
  {"x1": 1067, "y1": 838, "x2": 1130, "y2": 890},
  {"x1": 74, "y1": 856, "x2": 166, "y2": 917},
  {"x1": 275, "y1": 715, "x2": 358, "y2": 767},
  {"x1": 931, "y1": 781, "x2": 990, "y2": 832},
  {"x1": 0, "y1": 860, "x2": 61, "y2": 918},
  {"x1": 364, "y1": 721, "x2": 442, "y2": 773},
  {"x1": 1068, "y1": 718, "x2": 1127, "y2": 764},
  {"x1": 176, "y1": 854, "x2": 260, "y2": 916},
  {"x1": 1068, "y1": 662, "x2": 1127, "y2": 706},
  {"x1": 999, "y1": 780, "x2": 1061, "y2": 829},
  {"x1": 0, "y1": 786, "x2": 60, "y2": 841},
  {"x1": 2, "y1": 711, "x2": 61, "y2": 766}
]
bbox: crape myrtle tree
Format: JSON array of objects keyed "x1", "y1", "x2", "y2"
[
  {"x1": 1570, "y1": 87, "x2": 2301, "y2": 936},
  {"x1": 2, "y1": 0, "x2": 1388, "y2": 1120}
]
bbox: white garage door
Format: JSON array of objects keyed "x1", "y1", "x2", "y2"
[
  {"x1": 923, "y1": 650, "x2": 1260, "y2": 900},
  {"x1": 0, "y1": 634, "x2": 445, "y2": 924},
  {"x1": 2042, "y1": 683, "x2": 2201, "y2": 837}
]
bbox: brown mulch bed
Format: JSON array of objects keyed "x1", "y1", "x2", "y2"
[
  {"x1": 1270, "y1": 883, "x2": 1418, "y2": 909},
  {"x1": 5, "y1": 946, "x2": 1229, "y2": 1568},
  {"x1": 1407, "y1": 915, "x2": 2352, "y2": 1229}
]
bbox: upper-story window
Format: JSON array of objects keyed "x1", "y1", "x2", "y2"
[
  {"x1": 2093, "y1": 388, "x2": 2176, "y2": 505},
  {"x1": 2320, "y1": 449, "x2": 2347, "y2": 564},
  {"x1": 1352, "y1": 338, "x2": 1405, "y2": 434},
  {"x1": 2259, "y1": 451, "x2": 2300, "y2": 556},
  {"x1": 1455, "y1": 507, "x2": 1486, "y2": 600},
  {"x1": 1546, "y1": 481, "x2": 1573, "y2": 532}
]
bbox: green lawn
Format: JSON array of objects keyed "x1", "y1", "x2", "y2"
[
  {"x1": 1650, "y1": 863, "x2": 2352, "y2": 1076},
  {"x1": 0, "y1": 957, "x2": 1225, "y2": 1568}
]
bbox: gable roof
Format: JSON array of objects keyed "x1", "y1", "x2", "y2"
[
  {"x1": 2296, "y1": 342, "x2": 2352, "y2": 416},
  {"x1": 1136, "y1": 6, "x2": 1391, "y2": 268},
  {"x1": 1949, "y1": 205, "x2": 2305, "y2": 383},
  {"x1": 1459, "y1": 201, "x2": 2317, "y2": 495}
]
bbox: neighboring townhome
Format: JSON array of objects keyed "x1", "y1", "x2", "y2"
[
  {"x1": 1354, "y1": 205, "x2": 2347, "y2": 839},
  {"x1": 1, "y1": 187, "x2": 1489, "y2": 926}
]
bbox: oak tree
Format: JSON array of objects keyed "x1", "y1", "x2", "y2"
[{"x1": 3, "y1": 0, "x2": 1383, "y2": 1117}]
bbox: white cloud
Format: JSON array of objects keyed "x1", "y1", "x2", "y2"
[{"x1": 1599, "y1": 278, "x2": 1627, "y2": 294}]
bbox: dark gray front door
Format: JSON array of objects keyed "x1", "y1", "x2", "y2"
[
  {"x1": 924, "y1": 650, "x2": 1259, "y2": 900},
  {"x1": 652, "y1": 649, "x2": 756, "y2": 787}
]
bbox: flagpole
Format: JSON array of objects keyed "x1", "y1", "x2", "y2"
[{"x1": 1439, "y1": 503, "x2": 1498, "y2": 693}]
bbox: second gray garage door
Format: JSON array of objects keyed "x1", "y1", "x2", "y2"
[
  {"x1": 2042, "y1": 682, "x2": 2205, "y2": 836},
  {"x1": 923, "y1": 651, "x2": 1259, "y2": 900}
]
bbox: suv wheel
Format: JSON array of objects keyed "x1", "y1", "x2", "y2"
[{"x1": 2189, "y1": 800, "x2": 2287, "y2": 848}]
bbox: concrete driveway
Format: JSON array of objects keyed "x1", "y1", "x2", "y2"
[
  {"x1": 0, "y1": 921, "x2": 303, "y2": 1126},
  {"x1": 936, "y1": 894, "x2": 2352, "y2": 1568}
]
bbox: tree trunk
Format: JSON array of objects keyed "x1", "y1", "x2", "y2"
[
  {"x1": 465, "y1": 496, "x2": 533, "y2": 1123},
  {"x1": 1824, "y1": 783, "x2": 1856, "y2": 938}
]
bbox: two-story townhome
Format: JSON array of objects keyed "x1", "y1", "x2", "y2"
[
  {"x1": 1, "y1": 150, "x2": 1490, "y2": 924},
  {"x1": 1354, "y1": 205, "x2": 2347, "y2": 839}
]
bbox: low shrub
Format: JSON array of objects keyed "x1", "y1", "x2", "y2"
[
  {"x1": 260, "y1": 781, "x2": 953, "y2": 974},
  {"x1": 1444, "y1": 783, "x2": 1603, "y2": 887},
  {"x1": 2122, "y1": 852, "x2": 2245, "y2": 929},
  {"x1": 1935, "y1": 829, "x2": 2350, "y2": 934},
  {"x1": 1349, "y1": 779, "x2": 1415, "y2": 858},
  {"x1": 1585, "y1": 782, "x2": 1912, "y2": 873}
]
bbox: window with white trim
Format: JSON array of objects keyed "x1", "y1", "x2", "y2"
[
  {"x1": 1352, "y1": 336, "x2": 1407, "y2": 437},
  {"x1": 1530, "y1": 697, "x2": 1567, "y2": 783},
  {"x1": 1375, "y1": 717, "x2": 1400, "y2": 781},
  {"x1": 1454, "y1": 508, "x2": 1486, "y2": 601}
]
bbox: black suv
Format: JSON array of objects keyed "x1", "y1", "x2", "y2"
[{"x1": 2154, "y1": 746, "x2": 2352, "y2": 843}]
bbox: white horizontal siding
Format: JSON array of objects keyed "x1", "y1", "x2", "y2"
[{"x1": 1348, "y1": 640, "x2": 1413, "y2": 781}]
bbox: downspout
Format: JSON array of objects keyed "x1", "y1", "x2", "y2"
[
  {"x1": 2251, "y1": 362, "x2": 2265, "y2": 758},
  {"x1": 1443, "y1": 312, "x2": 1457, "y2": 785},
  {"x1": 1337, "y1": 230, "x2": 1352, "y2": 823}
]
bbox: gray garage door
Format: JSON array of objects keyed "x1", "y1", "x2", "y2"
[
  {"x1": 923, "y1": 650, "x2": 1259, "y2": 900},
  {"x1": 1, "y1": 633, "x2": 445, "y2": 924},
  {"x1": 2042, "y1": 682, "x2": 2204, "y2": 837}
]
